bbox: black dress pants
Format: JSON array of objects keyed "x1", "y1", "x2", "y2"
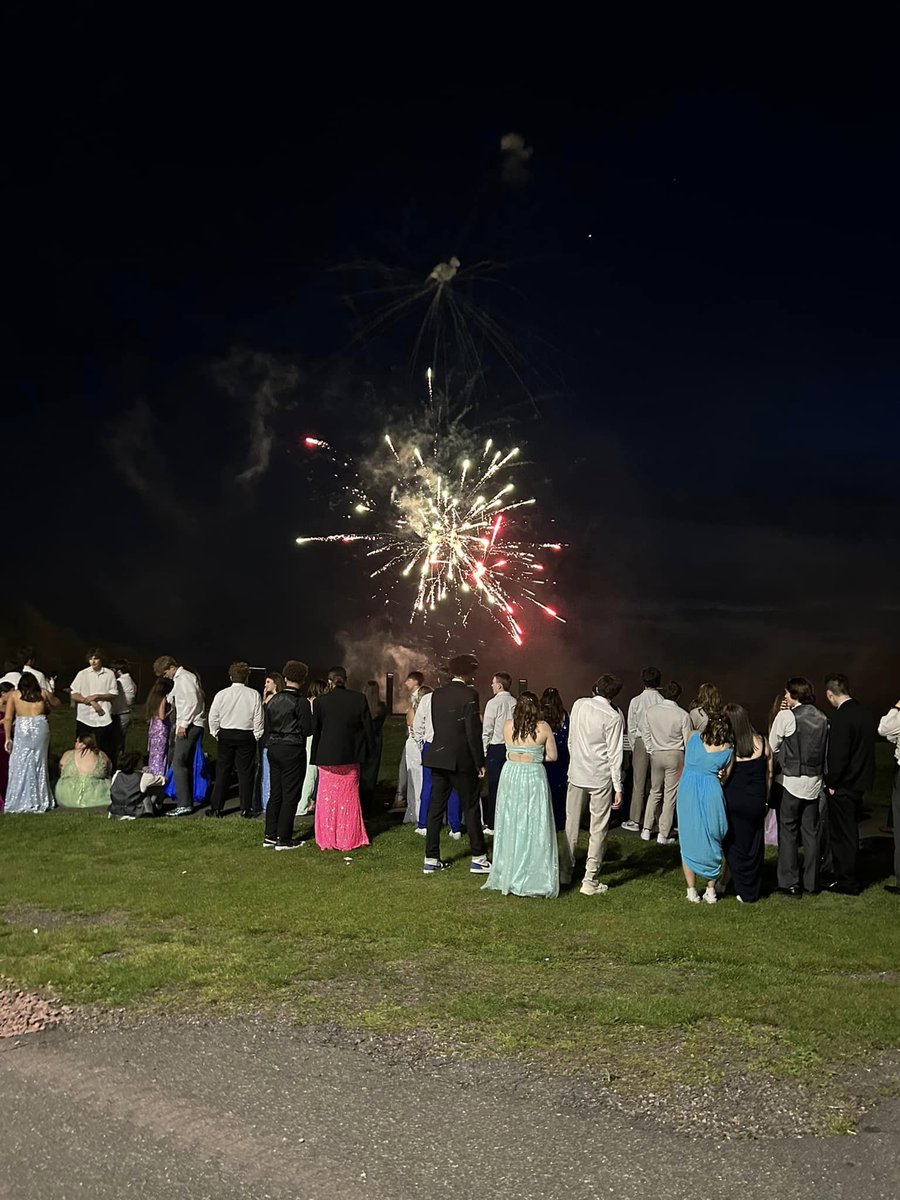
[
  {"x1": 426, "y1": 767, "x2": 486, "y2": 860},
  {"x1": 266, "y1": 742, "x2": 305, "y2": 844},
  {"x1": 212, "y1": 729, "x2": 258, "y2": 814},
  {"x1": 827, "y1": 788, "x2": 862, "y2": 891},
  {"x1": 482, "y1": 743, "x2": 506, "y2": 830}
]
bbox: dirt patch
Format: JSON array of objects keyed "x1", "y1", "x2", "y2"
[
  {"x1": 2, "y1": 906, "x2": 129, "y2": 930},
  {"x1": 0, "y1": 988, "x2": 72, "y2": 1038}
]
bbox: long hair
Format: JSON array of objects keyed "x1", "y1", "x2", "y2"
[
  {"x1": 308, "y1": 678, "x2": 328, "y2": 700},
  {"x1": 17, "y1": 672, "x2": 43, "y2": 703},
  {"x1": 512, "y1": 691, "x2": 541, "y2": 742},
  {"x1": 264, "y1": 671, "x2": 285, "y2": 697},
  {"x1": 702, "y1": 711, "x2": 733, "y2": 747},
  {"x1": 145, "y1": 677, "x2": 173, "y2": 720},
  {"x1": 768, "y1": 692, "x2": 786, "y2": 731},
  {"x1": 540, "y1": 687, "x2": 565, "y2": 732},
  {"x1": 722, "y1": 703, "x2": 758, "y2": 759},
  {"x1": 690, "y1": 682, "x2": 721, "y2": 716},
  {"x1": 363, "y1": 680, "x2": 382, "y2": 717}
]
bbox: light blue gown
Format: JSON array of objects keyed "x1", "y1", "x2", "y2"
[
  {"x1": 483, "y1": 744, "x2": 559, "y2": 899},
  {"x1": 676, "y1": 732, "x2": 732, "y2": 878}
]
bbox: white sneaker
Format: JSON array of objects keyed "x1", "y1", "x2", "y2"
[
  {"x1": 580, "y1": 880, "x2": 609, "y2": 896},
  {"x1": 449, "y1": 831, "x2": 462, "y2": 840},
  {"x1": 414, "y1": 827, "x2": 427, "y2": 836},
  {"x1": 620, "y1": 820, "x2": 640, "y2": 833},
  {"x1": 686, "y1": 887, "x2": 701, "y2": 903},
  {"x1": 703, "y1": 886, "x2": 718, "y2": 905},
  {"x1": 640, "y1": 829, "x2": 651, "y2": 841},
  {"x1": 657, "y1": 835, "x2": 677, "y2": 845},
  {"x1": 482, "y1": 827, "x2": 494, "y2": 836}
]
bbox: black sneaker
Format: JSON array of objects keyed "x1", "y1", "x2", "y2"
[
  {"x1": 275, "y1": 841, "x2": 299, "y2": 851},
  {"x1": 262, "y1": 837, "x2": 277, "y2": 848}
]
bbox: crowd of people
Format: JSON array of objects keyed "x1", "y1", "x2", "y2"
[{"x1": 2, "y1": 647, "x2": 899, "y2": 903}]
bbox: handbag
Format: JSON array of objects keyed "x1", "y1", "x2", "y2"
[{"x1": 764, "y1": 807, "x2": 778, "y2": 847}]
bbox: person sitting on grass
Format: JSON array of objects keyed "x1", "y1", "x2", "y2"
[
  {"x1": 109, "y1": 751, "x2": 167, "y2": 820},
  {"x1": 55, "y1": 734, "x2": 112, "y2": 809}
]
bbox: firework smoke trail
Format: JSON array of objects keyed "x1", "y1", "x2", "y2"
[{"x1": 297, "y1": 387, "x2": 564, "y2": 646}]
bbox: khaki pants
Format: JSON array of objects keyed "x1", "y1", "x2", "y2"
[
  {"x1": 563, "y1": 780, "x2": 614, "y2": 885},
  {"x1": 629, "y1": 737, "x2": 650, "y2": 824},
  {"x1": 643, "y1": 749, "x2": 683, "y2": 839}
]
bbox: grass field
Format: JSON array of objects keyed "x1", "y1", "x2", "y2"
[{"x1": 2, "y1": 708, "x2": 898, "y2": 1130}]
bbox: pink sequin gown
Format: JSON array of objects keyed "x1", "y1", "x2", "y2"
[{"x1": 314, "y1": 764, "x2": 369, "y2": 851}]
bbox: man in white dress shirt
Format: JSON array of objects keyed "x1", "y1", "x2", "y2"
[
  {"x1": 564, "y1": 674, "x2": 625, "y2": 896},
  {"x1": 622, "y1": 667, "x2": 663, "y2": 832},
  {"x1": 879, "y1": 696, "x2": 900, "y2": 894},
  {"x1": 207, "y1": 661, "x2": 264, "y2": 817},
  {"x1": 413, "y1": 671, "x2": 463, "y2": 838},
  {"x1": 70, "y1": 649, "x2": 119, "y2": 762},
  {"x1": 642, "y1": 679, "x2": 693, "y2": 844},
  {"x1": 153, "y1": 654, "x2": 206, "y2": 816},
  {"x1": 1, "y1": 647, "x2": 51, "y2": 692},
  {"x1": 481, "y1": 672, "x2": 517, "y2": 834},
  {"x1": 769, "y1": 676, "x2": 828, "y2": 897}
]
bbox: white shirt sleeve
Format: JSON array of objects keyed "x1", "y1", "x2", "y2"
[
  {"x1": 607, "y1": 711, "x2": 625, "y2": 792},
  {"x1": 681, "y1": 709, "x2": 694, "y2": 749},
  {"x1": 482, "y1": 695, "x2": 499, "y2": 750},
  {"x1": 768, "y1": 708, "x2": 795, "y2": 754},
  {"x1": 413, "y1": 694, "x2": 431, "y2": 748},
  {"x1": 174, "y1": 670, "x2": 203, "y2": 729},
  {"x1": 208, "y1": 691, "x2": 222, "y2": 738},
  {"x1": 878, "y1": 707, "x2": 900, "y2": 743},
  {"x1": 252, "y1": 693, "x2": 264, "y2": 741},
  {"x1": 121, "y1": 674, "x2": 137, "y2": 707}
]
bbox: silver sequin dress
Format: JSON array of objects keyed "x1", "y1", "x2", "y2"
[{"x1": 4, "y1": 715, "x2": 52, "y2": 813}]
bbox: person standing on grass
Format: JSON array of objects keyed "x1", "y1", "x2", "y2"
[
  {"x1": 483, "y1": 692, "x2": 559, "y2": 899},
  {"x1": 311, "y1": 667, "x2": 373, "y2": 852},
  {"x1": 688, "y1": 682, "x2": 722, "y2": 734},
  {"x1": 153, "y1": 655, "x2": 206, "y2": 817},
  {"x1": 145, "y1": 677, "x2": 174, "y2": 777},
  {"x1": 676, "y1": 713, "x2": 734, "y2": 904},
  {"x1": 823, "y1": 674, "x2": 876, "y2": 896},
  {"x1": 769, "y1": 677, "x2": 828, "y2": 899},
  {"x1": 563, "y1": 674, "x2": 625, "y2": 895},
  {"x1": 110, "y1": 658, "x2": 137, "y2": 765},
  {"x1": 414, "y1": 673, "x2": 464, "y2": 838},
  {"x1": 622, "y1": 667, "x2": 663, "y2": 832},
  {"x1": 481, "y1": 671, "x2": 517, "y2": 835},
  {"x1": 264, "y1": 660, "x2": 313, "y2": 850},
  {"x1": 207, "y1": 661, "x2": 264, "y2": 818},
  {"x1": 70, "y1": 649, "x2": 119, "y2": 763},
  {"x1": 722, "y1": 703, "x2": 772, "y2": 903},
  {"x1": 359, "y1": 680, "x2": 387, "y2": 817},
  {"x1": 395, "y1": 671, "x2": 424, "y2": 808},
  {"x1": 0, "y1": 681, "x2": 14, "y2": 810},
  {"x1": 404, "y1": 683, "x2": 431, "y2": 826},
  {"x1": 540, "y1": 687, "x2": 570, "y2": 831},
  {"x1": 2, "y1": 670, "x2": 59, "y2": 813},
  {"x1": 879, "y1": 696, "x2": 900, "y2": 895},
  {"x1": 421, "y1": 654, "x2": 489, "y2": 876},
  {"x1": 299, "y1": 678, "x2": 327, "y2": 817},
  {"x1": 642, "y1": 680, "x2": 693, "y2": 845}
]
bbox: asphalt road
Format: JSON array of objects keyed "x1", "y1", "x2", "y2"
[{"x1": 1, "y1": 1019, "x2": 898, "y2": 1200}]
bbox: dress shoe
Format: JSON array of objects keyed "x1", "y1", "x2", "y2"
[
  {"x1": 205, "y1": 808, "x2": 223, "y2": 818},
  {"x1": 778, "y1": 886, "x2": 802, "y2": 899},
  {"x1": 884, "y1": 884, "x2": 900, "y2": 895},
  {"x1": 826, "y1": 881, "x2": 860, "y2": 896}
]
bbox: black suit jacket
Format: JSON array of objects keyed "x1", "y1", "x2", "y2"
[
  {"x1": 422, "y1": 680, "x2": 485, "y2": 773},
  {"x1": 825, "y1": 698, "x2": 876, "y2": 794},
  {"x1": 311, "y1": 686, "x2": 375, "y2": 767}
]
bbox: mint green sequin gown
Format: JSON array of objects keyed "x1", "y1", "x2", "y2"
[{"x1": 482, "y1": 744, "x2": 559, "y2": 899}]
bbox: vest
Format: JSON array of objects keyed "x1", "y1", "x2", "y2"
[
  {"x1": 109, "y1": 772, "x2": 144, "y2": 817},
  {"x1": 779, "y1": 703, "x2": 828, "y2": 778}
]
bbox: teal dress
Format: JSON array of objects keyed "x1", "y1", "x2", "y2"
[
  {"x1": 676, "y1": 732, "x2": 732, "y2": 878},
  {"x1": 483, "y1": 743, "x2": 559, "y2": 899}
]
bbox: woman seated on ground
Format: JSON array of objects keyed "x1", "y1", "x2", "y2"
[
  {"x1": 483, "y1": 691, "x2": 559, "y2": 900},
  {"x1": 721, "y1": 703, "x2": 772, "y2": 903},
  {"x1": 676, "y1": 712, "x2": 734, "y2": 904},
  {"x1": 55, "y1": 734, "x2": 112, "y2": 808},
  {"x1": 108, "y1": 751, "x2": 167, "y2": 820}
]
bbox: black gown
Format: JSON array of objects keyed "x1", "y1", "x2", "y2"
[{"x1": 723, "y1": 755, "x2": 768, "y2": 902}]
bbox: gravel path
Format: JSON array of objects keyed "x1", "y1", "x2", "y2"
[{"x1": 1, "y1": 1016, "x2": 899, "y2": 1199}]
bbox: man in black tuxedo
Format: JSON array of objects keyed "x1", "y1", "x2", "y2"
[
  {"x1": 422, "y1": 653, "x2": 489, "y2": 875},
  {"x1": 311, "y1": 666, "x2": 375, "y2": 782},
  {"x1": 824, "y1": 673, "x2": 876, "y2": 895}
]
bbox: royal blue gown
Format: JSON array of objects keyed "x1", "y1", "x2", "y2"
[{"x1": 676, "y1": 733, "x2": 731, "y2": 879}]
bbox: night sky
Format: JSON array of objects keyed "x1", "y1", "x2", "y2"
[{"x1": 8, "y1": 32, "x2": 899, "y2": 717}]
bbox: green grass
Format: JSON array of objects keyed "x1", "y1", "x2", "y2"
[{"x1": 2, "y1": 708, "x2": 898, "y2": 1124}]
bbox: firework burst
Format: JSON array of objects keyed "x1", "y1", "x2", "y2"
[{"x1": 297, "y1": 417, "x2": 563, "y2": 646}]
